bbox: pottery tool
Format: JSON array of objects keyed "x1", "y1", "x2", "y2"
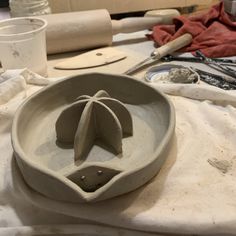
[
  {"x1": 40, "y1": 9, "x2": 180, "y2": 54},
  {"x1": 55, "y1": 47, "x2": 126, "y2": 69},
  {"x1": 191, "y1": 67, "x2": 236, "y2": 90},
  {"x1": 194, "y1": 50, "x2": 236, "y2": 79},
  {"x1": 124, "y1": 33, "x2": 193, "y2": 75},
  {"x1": 163, "y1": 50, "x2": 236, "y2": 79},
  {"x1": 161, "y1": 54, "x2": 236, "y2": 66}
]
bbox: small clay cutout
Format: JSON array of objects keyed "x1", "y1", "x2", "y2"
[{"x1": 67, "y1": 165, "x2": 121, "y2": 192}]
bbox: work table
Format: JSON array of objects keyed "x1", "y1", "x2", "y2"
[{"x1": 0, "y1": 13, "x2": 236, "y2": 236}]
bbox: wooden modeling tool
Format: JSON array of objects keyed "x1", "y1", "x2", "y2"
[{"x1": 124, "y1": 33, "x2": 193, "y2": 75}]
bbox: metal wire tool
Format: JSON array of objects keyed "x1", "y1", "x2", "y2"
[
  {"x1": 162, "y1": 54, "x2": 236, "y2": 66},
  {"x1": 195, "y1": 50, "x2": 236, "y2": 79},
  {"x1": 162, "y1": 50, "x2": 236, "y2": 78}
]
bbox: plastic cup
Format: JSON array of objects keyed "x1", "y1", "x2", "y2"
[
  {"x1": 0, "y1": 17, "x2": 48, "y2": 76},
  {"x1": 10, "y1": 0, "x2": 51, "y2": 17}
]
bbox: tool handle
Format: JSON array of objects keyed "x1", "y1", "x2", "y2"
[
  {"x1": 152, "y1": 33, "x2": 193, "y2": 59},
  {"x1": 111, "y1": 16, "x2": 176, "y2": 35}
]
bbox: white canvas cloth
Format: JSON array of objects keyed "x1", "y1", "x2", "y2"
[{"x1": 0, "y1": 68, "x2": 236, "y2": 235}]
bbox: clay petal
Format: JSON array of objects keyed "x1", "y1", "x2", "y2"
[
  {"x1": 95, "y1": 101, "x2": 123, "y2": 154},
  {"x1": 55, "y1": 100, "x2": 86, "y2": 143},
  {"x1": 99, "y1": 98, "x2": 133, "y2": 136},
  {"x1": 74, "y1": 102, "x2": 96, "y2": 161}
]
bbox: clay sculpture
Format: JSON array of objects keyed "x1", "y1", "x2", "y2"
[
  {"x1": 12, "y1": 73, "x2": 175, "y2": 203},
  {"x1": 55, "y1": 90, "x2": 133, "y2": 192},
  {"x1": 56, "y1": 90, "x2": 133, "y2": 162}
]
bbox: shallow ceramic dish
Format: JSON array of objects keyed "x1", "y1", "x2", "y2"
[
  {"x1": 12, "y1": 73, "x2": 175, "y2": 203},
  {"x1": 145, "y1": 63, "x2": 200, "y2": 84}
]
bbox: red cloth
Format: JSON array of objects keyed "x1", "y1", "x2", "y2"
[{"x1": 149, "y1": 2, "x2": 236, "y2": 58}]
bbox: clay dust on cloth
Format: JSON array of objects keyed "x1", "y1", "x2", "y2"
[{"x1": 0, "y1": 69, "x2": 236, "y2": 235}]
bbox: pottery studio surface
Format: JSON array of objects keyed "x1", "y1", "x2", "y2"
[{"x1": 12, "y1": 73, "x2": 175, "y2": 203}]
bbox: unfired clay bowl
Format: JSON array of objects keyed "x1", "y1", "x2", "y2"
[{"x1": 12, "y1": 73, "x2": 175, "y2": 203}]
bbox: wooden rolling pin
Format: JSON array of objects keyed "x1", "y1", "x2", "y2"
[{"x1": 40, "y1": 9, "x2": 180, "y2": 54}]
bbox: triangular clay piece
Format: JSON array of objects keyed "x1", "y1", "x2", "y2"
[{"x1": 55, "y1": 90, "x2": 133, "y2": 162}]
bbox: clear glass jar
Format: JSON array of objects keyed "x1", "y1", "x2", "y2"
[{"x1": 9, "y1": 0, "x2": 51, "y2": 17}]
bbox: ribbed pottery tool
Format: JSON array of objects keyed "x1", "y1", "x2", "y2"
[{"x1": 124, "y1": 33, "x2": 193, "y2": 75}]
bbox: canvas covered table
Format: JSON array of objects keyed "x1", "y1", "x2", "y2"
[{"x1": 0, "y1": 31, "x2": 236, "y2": 236}]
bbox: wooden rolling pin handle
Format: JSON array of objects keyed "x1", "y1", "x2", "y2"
[
  {"x1": 112, "y1": 16, "x2": 174, "y2": 35},
  {"x1": 152, "y1": 33, "x2": 193, "y2": 59}
]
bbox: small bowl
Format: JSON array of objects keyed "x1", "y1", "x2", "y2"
[{"x1": 145, "y1": 63, "x2": 200, "y2": 84}]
